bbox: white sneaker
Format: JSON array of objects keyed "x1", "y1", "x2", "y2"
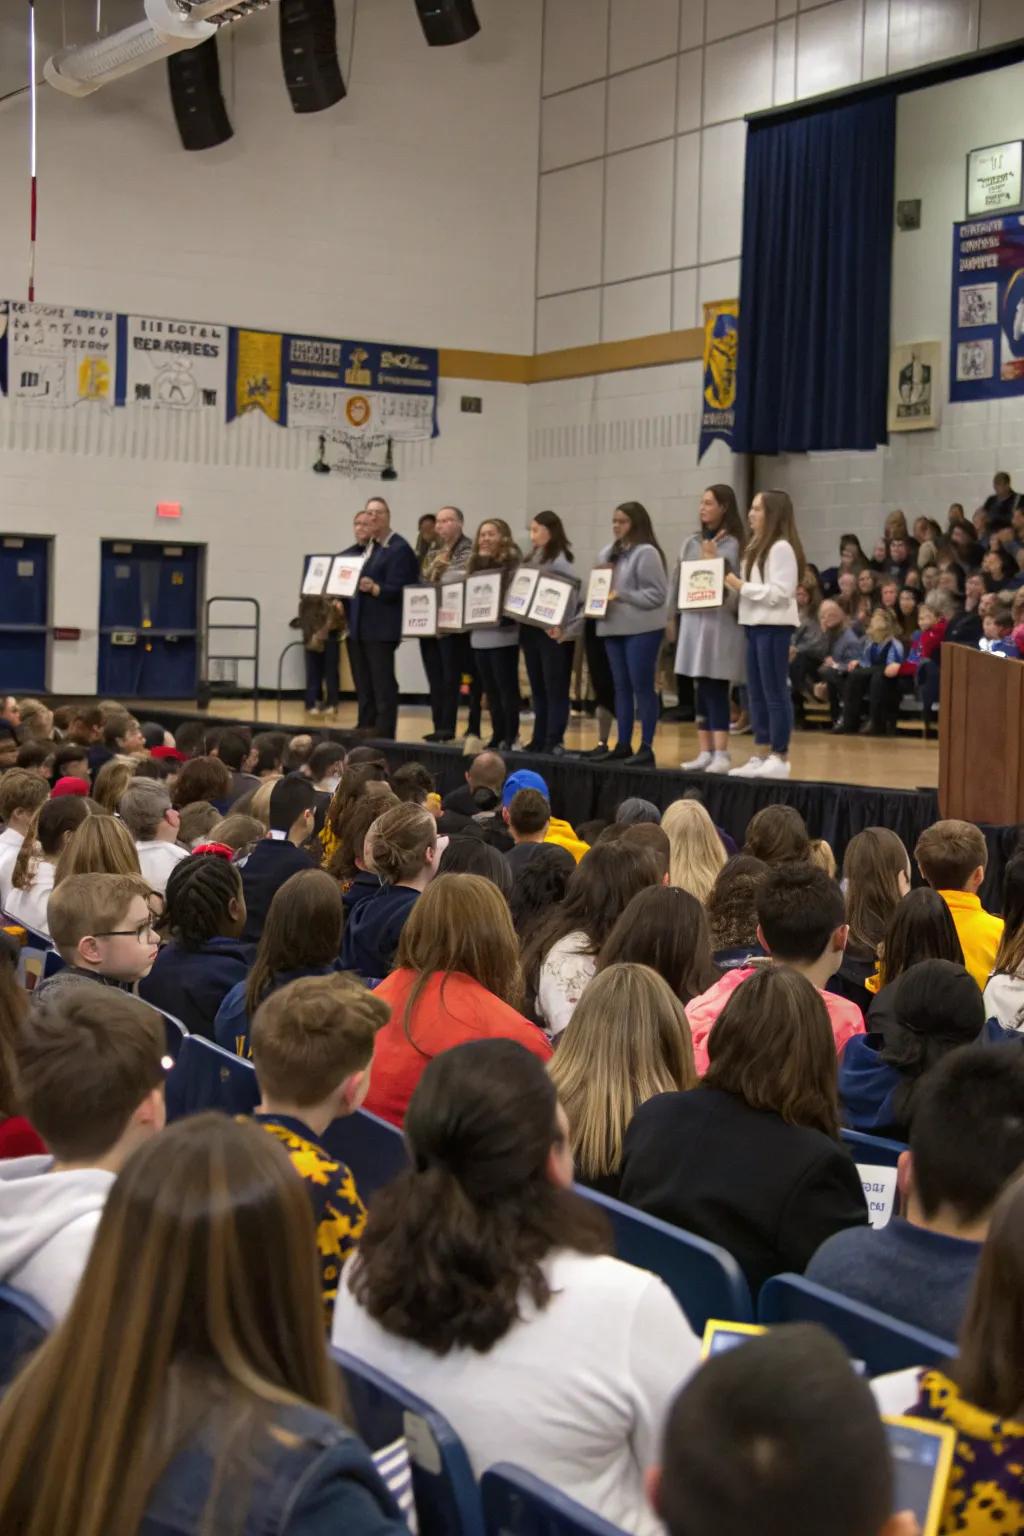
[
  {"x1": 706, "y1": 751, "x2": 732, "y2": 774},
  {"x1": 728, "y1": 755, "x2": 765, "y2": 778},
  {"x1": 682, "y1": 750, "x2": 712, "y2": 771},
  {"x1": 758, "y1": 754, "x2": 792, "y2": 780}
]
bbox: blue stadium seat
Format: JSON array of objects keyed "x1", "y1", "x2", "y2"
[
  {"x1": 482, "y1": 1464, "x2": 626, "y2": 1535},
  {"x1": 840, "y1": 1129, "x2": 907, "y2": 1168},
  {"x1": 0, "y1": 1284, "x2": 52, "y2": 1386},
  {"x1": 331, "y1": 1345, "x2": 484, "y2": 1536},
  {"x1": 2, "y1": 915, "x2": 53, "y2": 991},
  {"x1": 150, "y1": 1005, "x2": 188, "y2": 1063},
  {"x1": 321, "y1": 1108, "x2": 408, "y2": 1198},
  {"x1": 577, "y1": 1187, "x2": 753, "y2": 1331},
  {"x1": 164, "y1": 1034, "x2": 260, "y2": 1120},
  {"x1": 42, "y1": 949, "x2": 66, "y2": 980},
  {"x1": 758, "y1": 1274, "x2": 957, "y2": 1376}
]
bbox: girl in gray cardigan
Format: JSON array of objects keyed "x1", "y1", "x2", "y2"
[
  {"x1": 593, "y1": 501, "x2": 669, "y2": 767},
  {"x1": 675, "y1": 484, "x2": 747, "y2": 775}
]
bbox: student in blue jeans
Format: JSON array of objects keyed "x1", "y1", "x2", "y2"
[
  {"x1": 725, "y1": 490, "x2": 805, "y2": 782},
  {"x1": 592, "y1": 501, "x2": 670, "y2": 768}
]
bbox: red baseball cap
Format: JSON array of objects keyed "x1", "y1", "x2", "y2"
[{"x1": 51, "y1": 776, "x2": 90, "y2": 798}]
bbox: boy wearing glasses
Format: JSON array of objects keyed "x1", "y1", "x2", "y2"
[{"x1": 32, "y1": 874, "x2": 160, "y2": 1005}]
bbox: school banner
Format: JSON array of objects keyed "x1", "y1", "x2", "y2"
[
  {"x1": 950, "y1": 215, "x2": 1024, "y2": 403},
  {"x1": 0, "y1": 300, "x2": 118, "y2": 408},
  {"x1": 697, "y1": 299, "x2": 738, "y2": 460},
  {"x1": 227, "y1": 329, "x2": 438, "y2": 442},
  {"x1": 117, "y1": 314, "x2": 228, "y2": 411}
]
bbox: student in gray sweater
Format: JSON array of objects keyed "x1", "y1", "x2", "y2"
[
  {"x1": 593, "y1": 502, "x2": 670, "y2": 768},
  {"x1": 467, "y1": 518, "x2": 522, "y2": 750},
  {"x1": 519, "y1": 512, "x2": 582, "y2": 754}
]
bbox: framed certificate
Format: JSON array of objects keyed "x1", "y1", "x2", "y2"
[
  {"x1": 464, "y1": 569, "x2": 504, "y2": 629},
  {"x1": 524, "y1": 572, "x2": 578, "y2": 630},
  {"x1": 402, "y1": 584, "x2": 438, "y2": 639},
  {"x1": 678, "y1": 557, "x2": 724, "y2": 611},
  {"x1": 584, "y1": 565, "x2": 613, "y2": 619},
  {"x1": 302, "y1": 554, "x2": 332, "y2": 596},
  {"x1": 325, "y1": 551, "x2": 368, "y2": 598},
  {"x1": 437, "y1": 577, "x2": 466, "y2": 633},
  {"x1": 966, "y1": 140, "x2": 1023, "y2": 217},
  {"x1": 503, "y1": 566, "x2": 540, "y2": 621}
]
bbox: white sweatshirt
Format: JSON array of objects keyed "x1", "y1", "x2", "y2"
[
  {"x1": 0, "y1": 1156, "x2": 114, "y2": 1319},
  {"x1": 738, "y1": 539, "x2": 799, "y2": 627}
]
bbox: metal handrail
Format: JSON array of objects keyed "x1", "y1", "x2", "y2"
[
  {"x1": 201, "y1": 596, "x2": 260, "y2": 718},
  {"x1": 276, "y1": 639, "x2": 306, "y2": 723}
]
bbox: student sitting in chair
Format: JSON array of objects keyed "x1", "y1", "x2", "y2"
[
  {"x1": 31, "y1": 874, "x2": 158, "y2": 1006},
  {"x1": 914, "y1": 820, "x2": 1004, "y2": 992},
  {"x1": 139, "y1": 853, "x2": 251, "y2": 1039}
]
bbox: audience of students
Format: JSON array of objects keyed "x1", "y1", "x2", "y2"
[
  {"x1": 621, "y1": 967, "x2": 868, "y2": 1295},
  {"x1": 704, "y1": 854, "x2": 769, "y2": 967},
  {"x1": 598, "y1": 884, "x2": 720, "y2": 1006},
  {"x1": 0, "y1": 771, "x2": 50, "y2": 906},
  {"x1": 660, "y1": 797, "x2": 726, "y2": 903},
  {"x1": 4, "y1": 797, "x2": 90, "y2": 936},
  {"x1": 915, "y1": 819, "x2": 1004, "y2": 990},
  {"x1": 34, "y1": 873, "x2": 158, "y2": 1003},
  {"x1": 834, "y1": 827, "x2": 912, "y2": 1009},
  {"x1": 743, "y1": 803, "x2": 811, "y2": 866},
  {"x1": 139, "y1": 852, "x2": 250, "y2": 1037},
  {"x1": 52, "y1": 812, "x2": 141, "y2": 883},
  {"x1": 508, "y1": 842, "x2": 575, "y2": 941},
  {"x1": 117, "y1": 778, "x2": 188, "y2": 895},
  {"x1": 550, "y1": 962, "x2": 697, "y2": 1198},
  {"x1": 239, "y1": 776, "x2": 317, "y2": 943},
  {"x1": 340, "y1": 802, "x2": 439, "y2": 982},
  {"x1": 334, "y1": 1039, "x2": 700, "y2": 1534},
  {"x1": 366, "y1": 874, "x2": 551, "y2": 1126}
]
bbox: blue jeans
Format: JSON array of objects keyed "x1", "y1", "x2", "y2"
[
  {"x1": 745, "y1": 625, "x2": 795, "y2": 753},
  {"x1": 605, "y1": 630, "x2": 662, "y2": 748},
  {"x1": 695, "y1": 676, "x2": 731, "y2": 733}
]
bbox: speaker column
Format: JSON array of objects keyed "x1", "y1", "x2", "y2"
[{"x1": 166, "y1": 37, "x2": 233, "y2": 152}]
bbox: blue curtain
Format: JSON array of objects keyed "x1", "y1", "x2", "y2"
[{"x1": 734, "y1": 96, "x2": 896, "y2": 455}]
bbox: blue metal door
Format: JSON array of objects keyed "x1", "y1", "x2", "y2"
[
  {"x1": 0, "y1": 536, "x2": 50, "y2": 692},
  {"x1": 98, "y1": 541, "x2": 203, "y2": 697}
]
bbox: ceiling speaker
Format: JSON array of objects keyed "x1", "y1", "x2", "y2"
[{"x1": 413, "y1": 0, "x2": 481, "y2": 46}]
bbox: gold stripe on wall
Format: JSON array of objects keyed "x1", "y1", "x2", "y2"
[{"x1": 439, "y1": 326, "x2": 707, "y2": 385}]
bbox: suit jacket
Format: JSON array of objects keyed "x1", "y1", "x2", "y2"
[
  {"x1": 619, "y1": 1087, "x2": 868, "y2": 1296},
  {"x1": 239, "y1": 838, "x2": 315, "y2": 943},
  {"x1": 342, "y1": 533, "x2": 419, "y2": 644}
]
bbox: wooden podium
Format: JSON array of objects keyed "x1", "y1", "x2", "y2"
[{"x1": 939, "y1": 645, "x2": 1024, "y2": 824}]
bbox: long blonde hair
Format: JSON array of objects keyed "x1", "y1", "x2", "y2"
[
  {"x1": 91, "y1": 758, "x2": 135, "y2": 815},
  {"x1": 53, "y1": 814, "x2": 141, "y2": 884},
  {"x1": 661, "y1": 798, "x2": 726, "y2": 904},
  {"x1": 550, "y1": 963, "x2": 696, "y2": 1181},
  {"x1": 0, "y1": 1115, "x2": 338, "y2": 1536}
]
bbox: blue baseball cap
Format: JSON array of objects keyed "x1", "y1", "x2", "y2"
[{"x1": 501, "y1": 768, "x2": 550, "y2": 807}]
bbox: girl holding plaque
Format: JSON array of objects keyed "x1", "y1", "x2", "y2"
[
  {"x1": 676, "y1": 485, "x2": 746, "y2": 775},
  {"x1": 520, "y1": 511, "x2": 580, "y2": 754},
  {"x1": 724, "y1": 490, "x2": 805, "y2": 781},
  {"x1": 592, "y1": 502, "x2": 669, "y2": 768},
  {"x1": 467, "y1": 518, "x2": 522, "y2": 750}
]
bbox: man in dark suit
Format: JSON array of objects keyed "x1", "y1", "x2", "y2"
[
  {"x1": 342, "y1": 498, "x2": 418, "y2": 740},
  {"x1": 239, "y1": 775, "x2": 316, "y2": 943}
]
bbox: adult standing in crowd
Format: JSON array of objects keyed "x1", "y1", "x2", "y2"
[
  {"x1": 467, "y1": 518, "x2": 522, "y2": 751},
  {"x1": 420, "y1": 505, "x2": 477, "y2": 743},
  {"x1": 520, "y1": 512, "x2": 580, "y2": 756},
  {"x1": 676, "y1": 485, "x2": 746, "y2": 775},
  {"x1": 341, "y1": 498, "x2": 417, "y2": 741},
  {"x1": 593, "y1": 501, "x2": 669, "y2": 768},
  {"x1": 725, "y1": 490, "x2": 804, "y2": 782}
]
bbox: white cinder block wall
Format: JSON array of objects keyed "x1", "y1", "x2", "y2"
[
  {"x1": 0, "y1": 0, "x2": 541, "y2": 694},
  {"x1": 531, "y1": 0, "x2": 1024, "y2": 571}
]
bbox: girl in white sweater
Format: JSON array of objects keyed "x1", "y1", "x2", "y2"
[{"x1": 724, "y1": 490, "x2": 805, "y2": 781}]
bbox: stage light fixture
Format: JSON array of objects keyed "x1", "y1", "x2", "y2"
[{"x1": 413, "y1": 0, "x2": 480, "y2": 46}]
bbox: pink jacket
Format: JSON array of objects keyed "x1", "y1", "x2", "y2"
[{"x1": 686, "y1": 967, "x2": 865, "y2": 1077}]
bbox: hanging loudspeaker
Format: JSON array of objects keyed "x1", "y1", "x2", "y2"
[
  {"x1": 279, "y1": 0, "x2": 346, "y2": 114},
  {"x1": 166, "y1": 37, "x2": 233, "y2": 152},
  {"x1": 413, "y1": 0, "x2": 481, "y2": 46}
]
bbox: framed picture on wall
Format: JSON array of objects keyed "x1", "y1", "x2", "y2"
[
  {"x1": 584, "y1": 565, "x2": 613, "y2": 619},
  {"x1": 464, "y1": 569, "x2": 504, "y2": 628},
  {"x1": 888, "y1": 341, "x2": 941, "y2": 433},
  {"x1": 325, "y1": 551, "x2": 368, "y2": 597},
  {"x1": 437, "y1": 577, "x2": 466, "y2": 632},
  {"x1": 966, "y1": 140, "x2": 1023, "y2": 218},
  {"x1": 503, "y1": 566, "x2": 540, "y2": 620},
  {"x1": 523, "y1": 572, "x2": 578, "y2": 630},
  {"x1": 301, "y1": 554, "x2": 332, "y2": 596},
  {"x1": 402, "y1": 584, "x2": 438, "y2": 638}
]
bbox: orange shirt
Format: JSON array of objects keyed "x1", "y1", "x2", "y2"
[{"x1": 365, "y1": 969, "x2": 553, "y2": 1127}]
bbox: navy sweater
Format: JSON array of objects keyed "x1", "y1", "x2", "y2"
[
  {"x1": 340, "y1": 885, "x2": 419, "y2": 983},
  {"x1": 240, "y1": 839, "x2": 314, "y2": 943},
  {"x1": 139, "y1": 937, "x2": 254, "y2": 1041}
]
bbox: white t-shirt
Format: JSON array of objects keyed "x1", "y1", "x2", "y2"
[
  {"x1": 332, "y1": 1249, "x2": 700, "y2": 1535},
  {"x1": 135, "y1": 840, "x2": 189, "y2": 895},
  {"x1": 4, "y1": 860, "x2": 56, "y2": 937},
  {"x1": 0, "y1": 827, "x2": 25, "y2": 908},
  {"x1": 537, "y1": 931, "x2": 596, "y2": 1040}
]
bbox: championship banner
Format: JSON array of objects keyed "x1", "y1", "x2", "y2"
[
  {"x1": 0, "y1": 300, "x2": 118, "y2": 408},
  {"x1": 117, "y1": 314, "x2": 227, "y2": 411},
  {"x1": 697, "y1": 299, "x2": 738, "y2": 461},
  {"x1": 950, "y1": 215, "x2": 1024, "y2": 402},
  {"x1": 229, "y1": 328, "x2": 284, "y2": 422}
]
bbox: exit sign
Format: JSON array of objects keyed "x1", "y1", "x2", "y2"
[
  {"x1": 52, "y1": 627, "x2": 81, "y2": 642},
  {"x1": 157, "y1": 501, "x2": 182, "y2": 519}
]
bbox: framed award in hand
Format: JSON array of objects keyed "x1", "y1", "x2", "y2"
[
  {"x1": 325, "y1": 551, "x2": 368, "y2": 598},
  {"x1": 584, "y1": 565, "x2": 614, "y2": 619},
  {"x1": 402, "y1": 584, "x2": 438, "y2": 638},
  {"x1": 302, "y1": 554, "x2": 332, "y2": 596},
  {"x1": 464, "y1": 569, "x2": 504, "y2": 628},
  {"x1": 523, "y1": 572, "x2": 578, "y2": 629},
  {"x1": 678, "y1": 557, "x2": 724, "y2": 611},
  {"x1": 503, "y1": 566, "x2": 541, "y2": 620},
  {"x1": 437, "y1": 577, "x2": 467, "y2": 633}
]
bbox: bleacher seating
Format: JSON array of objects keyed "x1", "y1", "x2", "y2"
[
  {"x1": 164, "y1": 1035, "x2": 260, "y2": 1120},
  {"x1": 758, "y1": 1274, "x2": 957, "y2": 1375},
  {"x1": 322, "y1": 1108, "x2": 409, "y2": 1198},
  {"x1": 482, "y1": 1464, "x2": 626, "y2": 1536},
  {"x1": 840, "y1": 1129, "x2": 907, "y2": 1167},
  {"x1": 577, "y1": 1186, "x2": 753, "y2": 1332},
  {"x1": 331, "y1": 1344, "x2": 484, "y2": 1536},
  {"x1": 0, "y1": 1284, "x2": 52, "y2": 1388}
]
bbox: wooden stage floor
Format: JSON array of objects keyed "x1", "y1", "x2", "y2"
[{"x1": 147, "y1": 698, "x2": 939, "y2": 793}]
